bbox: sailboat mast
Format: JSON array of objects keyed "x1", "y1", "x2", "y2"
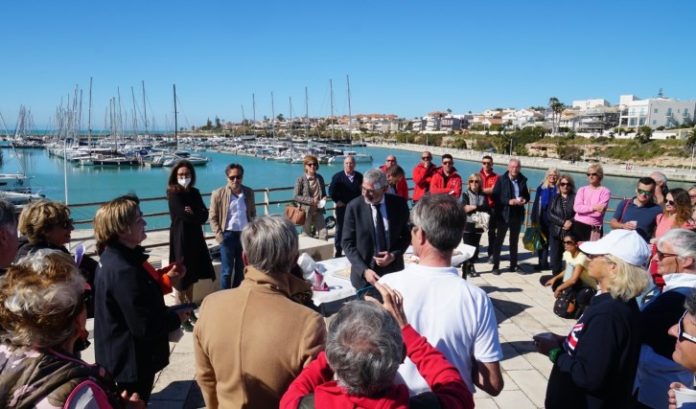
[
  {"x1": 173, "y1": 84, "x2": 178, "y2": 150},
  {"x1": 330, "y1": 79, "x2": 335, "y2": 139},
  {"x1": 87, "y1": 77, "x2": 93, "y2": 145},
  {"x1": 305, "y1": 86, "x2": 309, "y2": 139},
  {"x1": 141, "y1": 81, "x2": 149, "y2": 135},
  {"x1": 252, "y1": 93, "x2": 256, "y2": 137},
  {"x1": 271, "y1": 92, "x2": 275, "y2": 138},
  {"x1": 346, "y1": 75, "x2": 352, "y2": 141},
  {"x1": 131, "y1": 86, "x2": 139, "y2": 135},
  {"x1": 289, "y1": 96, "x2": 293, "y2": 137}
]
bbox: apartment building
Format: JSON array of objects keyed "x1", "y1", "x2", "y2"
[{"x1": 618, "y1": 94, "x2": 696, "y2": 129}]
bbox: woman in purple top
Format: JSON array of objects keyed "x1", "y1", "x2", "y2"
[{"x1": 573, "y1": 164, "x2": 611, "y2": 242}]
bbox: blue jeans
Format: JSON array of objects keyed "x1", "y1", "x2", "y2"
[{"x1": 220, "y1": 231, "x2": 244, "y2": 290}]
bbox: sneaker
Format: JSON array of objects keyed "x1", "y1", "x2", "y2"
[{"x1": 181, "y1": 320, "x2": 194, "y2": 332}]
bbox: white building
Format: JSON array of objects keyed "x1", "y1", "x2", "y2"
[
  {"x1": 572, "y1": 99, "x2": 610, "y2": 110},
  {"x1": 618, "y1": 94, "x2": 696, "y2": 129}
]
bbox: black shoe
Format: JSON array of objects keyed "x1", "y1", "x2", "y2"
[
  {"x1": 181, "y1": 320, "x2": 194, "y2": 332},
  {"x1": 509, "y1": 265, "x2": 519, "y2": 273},
  {"x1": 533, "y1": 264, "x2": 542, "y2": 271},
  {"x1": 468, "y1": 264, "x2": 479, "y2": 278},
  {"x1": 335, "y1": 250, "x2": 343, "y2": 258},
  {"x1": 492, "y1": 268, "x2": 502, "y2": 276}
]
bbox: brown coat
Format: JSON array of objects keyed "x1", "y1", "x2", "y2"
[
  {"x1": 193, "y1": 266, "x2": 326, "y2": 409},
  {"x1": 208, "y1": 184, "x2": 256, "y2": 243}
]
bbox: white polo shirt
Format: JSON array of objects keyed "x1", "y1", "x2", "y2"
[{"x1": 379, "y1": 264, "x2": 503, "y2": 394}]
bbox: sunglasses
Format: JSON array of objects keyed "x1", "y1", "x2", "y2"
[
  {"x1": 469, "y1": 180, "x2": 480, "y2": 184},
  {"x1": 559, "y1": 182, "x2": 570, "y2": 187},
  {"x1": 482, "y1": 161, "x2": 492, "y2": 165},
  {"x1": 443, "y1": 161, "x2": 453, "y2": 165},
  {"x1": 586, "y1": 172, "x2": 599, "y2": 177},
  {"x1": 228, "y1": 175, "x2": 243, "y2": 180},
  {"x1": 422, "y1": 156, "x2": 432, "y2": 160},
  {"x1": 666, "y1": 199, "x2": 676, "y2": 206},
  {"x1": 637, "y1": 189, "x2": 654, "y2": 196},
  {"x1": 61, "y1": 218, "x2": 74, "y2": 229},
  {"x1": 657, "y1": 249, "x2": 679, "y2": 261},
  {"x1": 563, "y1": 240, "x2": 576, "y2": 245},
  {"x1": 678, "y1": 311, "x2": 696, "y2": 344},
  {"x1": 386, "y1": 159, "x2": 396, "y2": 162},
  {"x1": 306, "y1": 163, "x2": 318, "y2": 167}
]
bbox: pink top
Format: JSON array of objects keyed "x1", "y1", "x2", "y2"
[
  {"x1": 573, "y1": 185, "x2": 611, "y2": 226},
  {"x1": 654, "y1": 213, "x2": 695, "y2": 240}
]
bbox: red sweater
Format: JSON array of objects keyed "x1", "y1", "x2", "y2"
[
  {"x1": 429, "y1": 168, "x2": 462, "y2": 199},
  {"x1": 412, "y1": 163, "x2": 436, "y2": 202},
  {"x1": 280, "y1": 325, "x2": 473, "y2": 409},
  {"x1": 480, "y1": 169, "x2": 499, "y2": 207}
]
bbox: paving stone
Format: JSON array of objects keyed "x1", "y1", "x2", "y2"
[
  {"x1": 473, "y1": 396, "x2": 500, "y2": 409},
  {"x1": 492, "y1": 389, "x2": 538, "y2": 409},
  {"x1": 507, "y1": 369, "x2": 549, "y2": 408}
]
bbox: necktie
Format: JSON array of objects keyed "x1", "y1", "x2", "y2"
[{"x1": 373, "y1": 204, "x2": 387, "y2": 253}]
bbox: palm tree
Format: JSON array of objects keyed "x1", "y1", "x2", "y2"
[{"x1": 548, "y1": 97, "x2": 565, "y2": 135}]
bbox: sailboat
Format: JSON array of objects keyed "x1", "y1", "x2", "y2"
[{"x1": 160, "y1": 85, "x2": 209, "y2": 168}]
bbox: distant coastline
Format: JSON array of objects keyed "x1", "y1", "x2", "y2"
[{"x1": 370, "y1": 142, "x2": 696, "y2": 184}]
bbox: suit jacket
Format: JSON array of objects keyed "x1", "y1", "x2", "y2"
[
  {"x1": 294, "y1": 174, "x2": 327, "y2": 213},
  {"x1": 328, "y1": 170, "x2": 363, "y2": 205},
  {"x1": 209, "y1": 184, "x2": 256, "y2": 243},
  {"x1": 342, "y1": 194, "x2": 411, "y2": 289},
  {"x1": 492, "y1": 171, "x2": 530, "y2": 224}
]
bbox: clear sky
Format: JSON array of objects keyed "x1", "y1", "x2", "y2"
[{"x1": 2, "y1": 0, "x2": 695, "y2": 130}]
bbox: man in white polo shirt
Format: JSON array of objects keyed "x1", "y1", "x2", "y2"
[{"x1": 380, "y1": 194, "x2": 504, "y2": 396}]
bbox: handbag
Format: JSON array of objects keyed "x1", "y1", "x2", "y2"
[
  {"x1": 553, "y1": 288, "x2": 578, "y2": 319},
  {"x1": 589, "y1": 225, "x2": 602, "y2": 241},
  {"x1": 523, "y1": 225, "x2": 546, "y2": 252},
  {"x1": 284, "y1": 204, "x2": 306, "y2": 225},
  {"x1": 471, "y1": 211, "x2": 490, "y2": 231}
]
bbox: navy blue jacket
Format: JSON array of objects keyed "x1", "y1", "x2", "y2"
[
  {"x1": 328, "y1": 170, "x2": 363, "y2": 206},
  {"x1": 546, "y1": 293, "x2": 641, "y2": 409},
  {"x1": 492, "y1": 171, "x2": 530, "y2": 223},
  {"x1": 94, "y1": 242, "x2": 180, "y2": 383}
]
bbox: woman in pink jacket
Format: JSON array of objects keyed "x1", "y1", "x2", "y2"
[{"x1": 573, "y1": 164, "x2": 611, "y2": 242}]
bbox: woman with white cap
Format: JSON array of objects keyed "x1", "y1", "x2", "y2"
[{"x1": 533, "y1": 229, "x2": 651, "y2": 409}]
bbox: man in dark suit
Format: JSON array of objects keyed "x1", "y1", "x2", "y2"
[
  {"x1": 342, "y1": 169, "x2": 411, "y2": 291},
  {"x1": 328, "y1": 156, "x2": 363, "y2": 257},
  {"x1": 491, "y1": 158, "x2": 530, "y2": 275}
]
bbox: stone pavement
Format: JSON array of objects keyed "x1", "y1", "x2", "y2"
[{"x1": 82, "y1": 235, "x2": 573, "y2": 408}]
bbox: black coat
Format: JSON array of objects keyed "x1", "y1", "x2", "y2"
[
  {"x1": 341, "y1": 194, "x2": 411, "y2": 289},
  {"x1": 492, "y1": 171, "x2": 530, "y2": 223},
  {"x1": 328, "y1": 171, "x2": 363, "y2": 205},
  {"x1": 547, "y1": 193, "x2": 577, "y2": 239},
  {"x1": 168, "y1": 187, "x2": 215, "y2": 289},
  {"x1": 94, "y1": 242, "x2": 181, "y2": 384}
]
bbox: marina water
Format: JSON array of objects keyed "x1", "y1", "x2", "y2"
[{"x1": 2, "y1": 145, "x2": 693, "y2": 229}]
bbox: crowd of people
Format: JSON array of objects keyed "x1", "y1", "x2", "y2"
[{"x1": 2, "y1": 151, "x2": 696, "y2": 408}]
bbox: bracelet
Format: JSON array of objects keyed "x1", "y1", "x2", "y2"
[{"x1": 549, "y1": 347, "x2": 562, "y2": 364}]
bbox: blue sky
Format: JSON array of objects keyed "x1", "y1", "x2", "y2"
[{"x1": 1, "y1": 0, "x2": 695, "y2": 130}]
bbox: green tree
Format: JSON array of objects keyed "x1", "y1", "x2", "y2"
[
  {"x1": 214, "y1": 116, "x2": 222, "y2": 130},
  {"x1": 277, "y1": 113, "x2": 285, "y2": 122},
  {"x1": 635, "y1": 126, "x2": 653, "y2": 144},
  {"x1": 548, "y1": 97, "x2": 565, "y2": 134}
]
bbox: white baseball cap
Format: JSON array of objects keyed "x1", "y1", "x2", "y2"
[{"x1": 579, "y1": 229, "x2": 651, "y2": 267}]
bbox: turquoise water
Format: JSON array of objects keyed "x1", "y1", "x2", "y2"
[{"x1": 2, "y1": 145, "x2": 692, "y2": 229}]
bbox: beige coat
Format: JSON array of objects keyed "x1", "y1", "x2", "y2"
[
  {"x1": 193, "y1": 266, "x2": 326, "y2": 409},
  {"x1": 208, "y1": 184, "x2": 256, "y2": 243}
]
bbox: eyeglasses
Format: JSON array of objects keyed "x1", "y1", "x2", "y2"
[
  {"x1": 443, "y1": 161, "x2": 453, "y2": 165},
  {"x1": 482, "y1": 161, "x2": 492, "y2": 165},
  {"x1": 563, "y1": 240, "x2": 576, "y2": 245},
  {"x1": 228, "y1": 175, "x2": 243, "y2": 181},
  {"x1": 637, "y1": 189, "x2": 654, "y2": 196},
  {"x1": 422, "y1": 156, "x2": 432, "y2": 160},
  {"x1": 586, "y1": 172, "x2": 599, "y2": 177},
  {"x1": 61, "y1": 218, "x2": 74, "y2": 229},
  {"x1": 559, "y1": 182, "x2": 570, "y2": 187},
  {"x1": 678, "y1": 311, "x2": 696, "y2": 344},
  {"x1": 306, "y1": 163, "x2": 318, "y2": 167},
  {"x1": 666, "y1": 200, "x2": 676, "y2": 206},
  {"x1": 657, "y1": 249, "x2": 679, "y2": 261},
  {"x1": 386, "y1": 159, "x2": 396, "y2": 162}
]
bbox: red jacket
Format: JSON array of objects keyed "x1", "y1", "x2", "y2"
[
  {"x1": 412, "y1": 163, "x2": 436, "y2": 202},
  {"x1": 429, "y1": 167, "x2": 462, "y2": 199},
  {"x1": 380, "y1": 165, "x2": 409, "y2": 201},
  {"x1": 280, "y1": 325, "x2": 473, "y2": 409},
  {"x1": 480, "y1": 168, "x2": 499, "y2": 207}
]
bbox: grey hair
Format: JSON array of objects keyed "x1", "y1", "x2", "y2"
[
  {"x1": 411, "y1": 194, "x2": 465, "y2": 252},
  {"x1": 241, "y1": 215, "x2": 298, "y2": 275},
  {"x1": 0, "y1": 199, "x2": 17, "y2": 230},
  {"x1": 658, "y1": 229, "x2": 696, "y2": 271},
  {"x1": 685, "y1": 290, "x2": 696, "y2": 315},
  {"x1": 326, "y1": 301, "x2": 404, "y2": 396},
  {"x1": 509, "y1": 158, "x2": 521, "y2": 166},
  {"x1": 650, "y1": 171, "x2": 667, "y2": 184},
  {"x1": 0, "y1": 249, "x2": 86, "y2": 348},
  {"x1": 364, "y1": 169, "x2": 387, "y2": 190}
]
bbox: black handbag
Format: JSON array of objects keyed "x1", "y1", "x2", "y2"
[{"x1": 553, "y1": 288, "x2": 578, "y2": 319}]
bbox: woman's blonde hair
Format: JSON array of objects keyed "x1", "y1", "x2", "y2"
[
  {"x1": 0, "y1": 249, "x2": 86, "y2": 348},
  {"x1": 604, "y1": 254, "x2": 650, "y2": 302},
  {"x1": 303, "y1": 155, "x2": 319, "y2": 168},
  {"x1": 94, "y1": 195, "x2": 141, "y2": 251},
  {"x1": 467, "y1": 173, "x2": 482, "y2": 192},
  {"x1": 18, "y1": 200, "x2": 71, "y2": 244},
  {"x1": 542, "y1": 168, "x2": 559, "y2": 188}
]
